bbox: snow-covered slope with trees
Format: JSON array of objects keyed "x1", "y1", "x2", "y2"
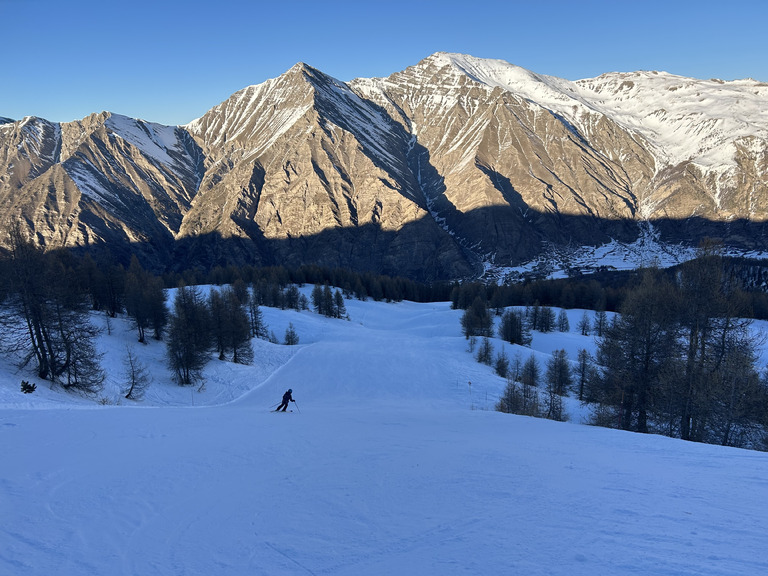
[{"x1": 2, "y1": 288, "x2": 767, "y2": 575}]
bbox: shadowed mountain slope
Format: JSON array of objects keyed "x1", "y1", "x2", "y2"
[{"x1": 2, "y1": 53, "x2": 767, "y2": 279}]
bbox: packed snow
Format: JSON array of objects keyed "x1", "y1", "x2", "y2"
[{"x1": 2, "y1": 287, "x2": 768, "y2": 575}]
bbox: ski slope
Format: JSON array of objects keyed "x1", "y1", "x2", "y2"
[{"x1": 2, "y1": 289, "x2": 767, "y2": 575}]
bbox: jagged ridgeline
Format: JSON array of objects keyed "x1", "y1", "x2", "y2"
[{"x1": 1, "y1": 53, "x2": 767, "y2": 281}]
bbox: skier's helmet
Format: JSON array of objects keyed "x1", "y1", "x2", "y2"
[{"x1": 288, "y1": 389, "x2": 292, "y2": 393}]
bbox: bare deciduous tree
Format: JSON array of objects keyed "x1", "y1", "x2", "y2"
[{"x1": 122, "y1": 345, "x2": 152, "y2": 400}]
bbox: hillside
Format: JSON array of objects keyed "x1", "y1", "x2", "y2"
[
  {"x1": 2, "y1": 53, "x2": 767, "y2": 280},
  {"x1": 2, "y1": 289, "x2": 767, "y2": 575}
]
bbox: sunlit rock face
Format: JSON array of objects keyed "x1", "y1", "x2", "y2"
[{"x1": 2, "y1": 53, "x2": 767, "y2": 279}]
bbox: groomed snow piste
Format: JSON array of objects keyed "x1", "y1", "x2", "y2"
[{"x1": 2, "y1": 287, "x2": 767, "y2": 575}]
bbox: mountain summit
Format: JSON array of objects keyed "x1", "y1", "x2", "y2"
[{"x1": 1, "y1": 53, "x2": 767, "y2": 279}]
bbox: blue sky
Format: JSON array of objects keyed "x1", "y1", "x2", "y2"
[{"x1": 1, "y1": 0, "x2": 766, "y2": 125}]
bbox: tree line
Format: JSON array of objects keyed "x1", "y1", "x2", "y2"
[
  {"x1": 587, "y1": 254, "x2": 768, "y2": 448},
  {"x1": 0, "y1": 224, "x2": 105, "y2": 393},
  {"x1": 0, "y1": 228, "x2": 358, "y2": 396},
  {"x1": 451, "y1": 258, "x2": 768, "y2": 321},
  {"x1": 478, "y1": 248, "x2": 768, "y2": 450},
  {"x1": 167, "y1": 263, "x2": 452, "y2": 304}
]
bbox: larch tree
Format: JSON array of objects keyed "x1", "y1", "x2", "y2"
[
  {"x1": 577, "y1": 311, "x2": 591, "y2": 336},
  {"x1": 284, "y1": 322, "x2": 300, "y2": 345},
  {"x1": 1, "y1": 222, "x2": 104, "y2": 393},
  {"x1": 122, "y1": 345, "x2": 152, "y2": 400},
  {"x1": 125, "y1": 256, "x2": 167, "y2": 343},
  {"x1": 166, "y1": 285, "x2": 213, "y2": 387},
  {"x1": 595, "y1": 269, "x2": 679, "y2": 433},
  {"x1": 545, "y1": 349, "x2": 572, "y2": 421}
]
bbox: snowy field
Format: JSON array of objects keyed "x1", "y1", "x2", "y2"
[{"x1": 2, "y1": 289, "x2": 768, "y2": 575}]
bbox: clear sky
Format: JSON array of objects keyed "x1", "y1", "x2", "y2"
[{"x1": 1, "y1": 0, "x2": 766, "y2": 126}]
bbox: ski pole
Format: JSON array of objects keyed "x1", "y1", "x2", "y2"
[{"x1": 293, "y1": 400, "x2": 301, "y2": 413}]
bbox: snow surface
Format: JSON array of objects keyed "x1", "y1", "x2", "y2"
[
  {"x1": 184, "y1": 67, "x2": 315, "y2": 157},
  {"x1": 105, "y1": 113, "x2": 182, "y2": 168},
  {"x1": 65, "y1": 159, "x2": 124, "y2": 210},
  {"x1": 424, "y1": 53, "x2": 768, "y2": 171},
  {"x1": 2, "y1": 287, "x2": 768, "y2": 575},
  {"x1": 479, "y1": 218, "x2": 768, "y2": 282}
]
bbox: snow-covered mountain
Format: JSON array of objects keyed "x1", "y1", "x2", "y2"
[
  {"x1": 180, "y1": 63, "x2": 469, "y2": 279},
  {"x1": 0, "y1": 112, "x2": 202, "y2": 262},
  {"x1": 1, "y1": 53, "x2": 767, "y2": 279}
]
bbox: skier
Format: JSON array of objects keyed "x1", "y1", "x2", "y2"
[{"x1": 275, "y1": 389, "x2": 294, "y2": 412}]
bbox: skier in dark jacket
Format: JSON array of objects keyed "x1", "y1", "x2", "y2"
[{"x1": 275, "y1": 389, "x2": 294, "y2": 412}]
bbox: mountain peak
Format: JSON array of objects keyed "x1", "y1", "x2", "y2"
[
  {"x1": 285, "y1": 61, "x2": 321, "y2": 79},
  {"x1": 419, "y1": 52, "x2": 551, "y2": 90},
  {"x1": 3, "y1": 52, "x2": 768, "y2": 282},
  {"x1": 283, "y1": 61, "x2": 344, "y2": 87}
]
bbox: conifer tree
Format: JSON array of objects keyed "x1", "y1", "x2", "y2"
[
  {"x1": 232, "y1": 278, "x2": 249, "y2": 306},
  {"x1": 148, "y1": 278, "x2": 168, "y2": 340},
  {"x1": 283, "y1": 285, "x2": 301, "y2": 311},
  {"x1": 284, "y1": 322, "x2": 300, "y2": 345},
  {"x1": 593, "y1": 309, "x2": 608, "y2": 337},
  {"x1": 461, "y1": 297, "x2": 493, "y2": 338},
  {"x1": 125, "y1": 256, "x2": 151, "y2": 343},
  {"x1": 527, "y1": 303, "x2": 540, "y2": 331},
  {"x1": 595, "y1": 269, "x2": 678, "y2": 432},
  {"x1": 226, "y1": 287, "x2": 254, "y2": 365},
  {"x1": 2, "y1": 222, "x2": 105, "y2": 393},
  {"x1": 497, "y1": 376, "x2": 521, "y2": 414},
  {"x1": 311, "y1": 284, "x2": 325, "y2": 315},
  {"x1": 334, "y1": 289, "x2": 347, "y2": 319},
  {"x1": 322, "y1": 284, "x2": 334, "y2": 316},
  {"x1": 476, "y1": 337, "x2": 493, "y2": 366},
  {"x1": 498, "y1": 309, "x2": 531, "y2": 346},
  {"x1": 167, "y1": 285, "x2": 212, "y2": 387},
  {"x1": 576, "y1": 348, "x2": 595, "y2": 402},
  {"x1": 208, "y1": 286, "x2": 253, "y2": 364},
  {"x1": 509, "y1": 352, "x2": 523, "y2": 384},
  {"x1": 494, "y1": 348, "x2": 510, "y2": 378},
  {"x1": 546, "y1": 349, "x2": 573, "y2": 397},
  {"x1": 209, "y1": 289, "x2": 228, "y2": 360},
  {"x1": 521, "y1": 354, "x2": 540, "y2": 389},
  {"x1": 125, "y1": 256, "x2": 167, "y2": 343},
  {"x1": 538, "y1": 306, "x2": 556, "y2": 333},
  {"x1": 248, "y1": 290, "x2": 269, "y2": 339},
  {"x1": 577, "y1": 311, "x2": 591, "y2": 336},
  {"x1": 520, "y1": 354, "x2": 541, "y2": 416},
  {"x1": 672, "y1": 248, "x2": 762, "y2": 443}
]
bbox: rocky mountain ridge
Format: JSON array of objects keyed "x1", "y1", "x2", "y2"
[{"x1": 1, "y1": 53, "x2": 767, "y2": 280}]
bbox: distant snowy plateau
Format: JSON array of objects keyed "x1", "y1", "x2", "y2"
[{"x1": 2, "y1": 53, "x2": 768, "y2": 280}]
